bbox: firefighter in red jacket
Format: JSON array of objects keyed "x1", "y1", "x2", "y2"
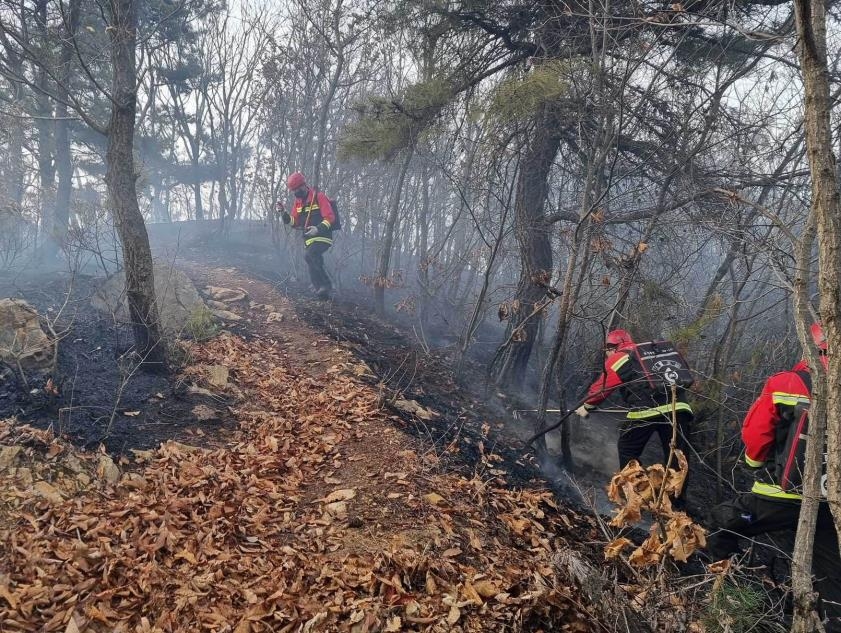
[
  {"x1": 575, "y1": 329, "x2": 694, "y2": 471},
  {"x1": 708, "y1": 323, "x2": 840, "y2": 628},
  {"x1": 278, "y1": 172, "x2": 335, "y2": 299}
]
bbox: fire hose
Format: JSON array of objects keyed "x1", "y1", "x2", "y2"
[{"x1": 519, "y1": 400, "x2": 628, "y2": 450}]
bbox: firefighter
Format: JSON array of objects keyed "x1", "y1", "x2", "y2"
[
  {"x1": 707, "y1": 323, "x2": 841, "y2": 628},
  {"x1": 575, "y1": 329, "x2": 694, "y2": 473},
  {"x1": 277, "y1": 172, "x2": 335, "y2": 299}
]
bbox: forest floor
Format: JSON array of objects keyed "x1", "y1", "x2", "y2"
[{"x1": 0, "y1": 241, "x2": 730, "y2": 632}]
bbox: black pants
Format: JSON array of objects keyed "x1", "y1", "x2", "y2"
[
  {"x1": 618, "y1": 411, "x2": 693, "y2": 501},
  {"x1": 618, "y1": 411, "x2": 692, "y2": 466},
  {"x1": 708, "y1": 494, "x2": 841, "y2": 629},
  {"x1": 304, "y1": 242, "x2": 331, "y2": 291}
]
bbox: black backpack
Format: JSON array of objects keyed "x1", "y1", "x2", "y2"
[
  {"x1": 631, "y1": 340, "x2": 694, "y2": 390},
  {"x1": 327, "y1": 196, "x2": 342, "y2": 231}
]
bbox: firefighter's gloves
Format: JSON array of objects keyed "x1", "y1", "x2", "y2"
[
  {"x1": 304, "y1": 226, "x2": 319, "y2": 237},
  {"x1": 575, "y1": 404, "x2": 595, "y2": 418}
]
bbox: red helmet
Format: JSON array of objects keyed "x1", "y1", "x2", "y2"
[
  {"x1": 811, "y1": 322, "x2": 827, "y2": 351},
  {"x1": 605, "y1": 329, "x2": 633, "y2": 349},
  {"x1": 286, "y1": 172, "x2": 307, "y2": 190}
]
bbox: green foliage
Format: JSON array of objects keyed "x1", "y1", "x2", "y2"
[
  {"x1": 486, "y1": 60, "x2": 569, "y2": 122},
  {"x1": 701, "y1": 579, "x2": 785, "y2": 633},
  {"x1": 186, "y1": 305, "x2": 219, "y2": 341},
  {"x1": 671, "y1": 293, "x2": 724, "y2": 347},
  {"x1": 339, "y1": 78, "x2": 454, "y2": 161}
]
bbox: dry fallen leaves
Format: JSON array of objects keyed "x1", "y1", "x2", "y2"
[
  {"x1": 0, "y1": 328, "x2": 605, "y2": 632},
  {"x1": 605, "y1": 451, "x2": 706, "y2": 567}
]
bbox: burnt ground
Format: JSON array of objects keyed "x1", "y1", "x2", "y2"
[
  {"x1": 3, "y1": 228, "x2": 716, "y2": 521},
  {"x1": 0, "y1": 272, "x2": 238, "y2": 453}
]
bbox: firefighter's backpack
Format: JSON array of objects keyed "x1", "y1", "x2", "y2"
[
  {"x1": 326, "y1": 196, "x2": 342, "y2": 231},
  {"x1": 631, "y1": 341, "x2": 694, "y2": 390}
]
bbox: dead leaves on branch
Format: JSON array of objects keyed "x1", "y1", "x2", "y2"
[
  {"x1": 604, "y1": 451, "x2": 706, "y2": 567},
  {"x1": 0, "y1": 332, "x2": 599, "y2": 631}
]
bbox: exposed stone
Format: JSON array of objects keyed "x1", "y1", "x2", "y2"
[
  {"x1": 97, "y1": 454, "x2": 121, "y2": 485},
  {"x1": 211, "y1": 309, "x2": 242, "y2": 322},
  {"x1": 91, "y1": 263, "x2": 205, "y2": 337},
  {"x1": 0, "y1": 299, "x2": 55, "y2": 371},
  {"x1": 0, "y1": 445, "x2": 22, "y2": 470},
  {"x1": 204, "y1": 286, "x2": 248, "y2": 303},
  {"x1": 33, "y1": 480, "x2": 64, "y2": 504},
  {"x1": 206, "y1": 300, "x2": 229, "y2": 311},
  {"x1": 267, "y1": 312, "x2": 285, "y2": 323}
]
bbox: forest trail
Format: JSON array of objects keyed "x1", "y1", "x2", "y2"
[{"x1": 0, "y1": 262, "x2": 619, "y2": 632}]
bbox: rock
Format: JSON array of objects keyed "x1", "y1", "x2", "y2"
[
  {"x1": 96, "y1": 455, "x2": 120, "y2": 484},
  {"x1": 191, "y1": 404, "x2": 218, "y2": 421},
  {"x1": 206, "y1": 365, "x2": 229, "y2": 387},
  {"x1": 204, "y1": 286, "x2": 247, "y2": 303},
  {"x1": 0, "y1": 299, "x2": 55, "y2": 371},
  {"x1": 33, "y1": 481, "x2": 64, "y2": 504},
  {"x1": 266, "y1": 312, "x2": 284, "y2": 323},
  {"x1": 187, "y1": 384, "x2": 216, "y2": 398},
  {"x1": 0, "y1": 445, "x2": 22, "y2": 470},
  {"x1": 90, "y1": 263, "x2": 205, "y2": 337},
  {"x1": 206, "y1": 300, "x2": 229, "y2": 311},
  {"x1": 211, "y1": 309, "x2": 242, "y2": 322},
  {"x1": 62, "y1": 453, "x2": 85, "y2": 474},
  {"x1": 325, "y1": 501, "x2": 348, "y2": 519},
  {"x1": 393, "y1": 398, "x2": 438, "y2": 420}
]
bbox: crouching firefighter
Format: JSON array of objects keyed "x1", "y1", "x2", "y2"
[
  {"x1": 707, "y1": 322, "x2": 841, "y2": 629},
  {"x1": 576, "y1": 329, "x2": 695, "y2": 496},
  {"x1": 277, "y1": 172, "x2": 335, "y2": 299}
]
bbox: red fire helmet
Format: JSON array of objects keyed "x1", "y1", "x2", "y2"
[
  {"x1": 286, "y1": 172, "x2": 307, "y2": 190},
  {"x1": 606, "y1": 329, "x2": 634, "y2": 349}
]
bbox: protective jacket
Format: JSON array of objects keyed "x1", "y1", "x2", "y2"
[
  {"x1": 584, "y1": 345, "x2": 693, "y2": 421},
  {"x1": 285, "y1": 188, "x2": 335, "y2": 247},
  {"x1": 742, "y1": 359, "x2": 827, "y2": 500}
]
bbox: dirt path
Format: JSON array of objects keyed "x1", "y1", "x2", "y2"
[{"x1": 0, "y1": 263, "x2": 613, "y2": 632}]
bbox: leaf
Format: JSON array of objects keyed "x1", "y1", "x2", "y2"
[
  {"x1": 123, "y1": 411, "x2": 141, "y2": 417},
  {"x1": 707, "y1": 559, "x2": 732, "y2": 574},
  {"x1": 636, "y1": 242, "x2": 649, "y2": 254},
  {"x1": 65, "y1": 614, "x2": 82, "y2": 633},
  {"x1": 175, "y1": 550, "x2": 197, "y2": 565},
  {"x1": 323, "y1": 488, "x2": 356, "y2": 503},
  {"x1": 423, "y1": 492, "x2": 445, "y2": 506},
  {"x1": 473, "y1": 580, "x2": 497, "y2": 598},
  {"x1": 446, "y1": 605, "x2": 461, "y2": 625},
  {"x1": 384, "y1": 616, "x2": 402, "y2": 632},
  {"x1": 604, "y1": 537, "x2": 633, "y2": 560}
]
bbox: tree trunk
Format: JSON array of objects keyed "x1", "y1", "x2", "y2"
[
  {"x1": 105, "y1": 0, "x2": 166, "y2": 370},
  {"x1": 417, "y1": 162, "x2": 432, "y2": 331},
  {"x1": 792, "y1": 0, "x2": 841, "y2": 627},
  {"x1": 491, "y1": 108, "x2": 562, "y2": 389},
  {"x1": 374, "y1": 148, "x2": 413, "y2": 316},
  {"x1": 35, "y1": 0, "x2": 56, "y2": 255}
]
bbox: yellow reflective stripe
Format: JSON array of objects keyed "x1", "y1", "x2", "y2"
[
  {"x1": 610, "y1": 355, "x2": 630, "y2": 372},
  {"x1": 771, "y1": 392, "x2": 810, "y2": 406},
  {"x1": 626, "y1": 402, "x2": 693, "y2": 419},
  {"x1": 744, "y1": 455, "x2": 764, "y2": 468},
  {"x1": 305, "y1": 236, "x2": 333, "y2": 247},
  {"x1": 751, "y1": 481, "x2": 802, "y2": 500},
  {"x1": 320, "y1": 220, "x2": 331, "y2": 229}
]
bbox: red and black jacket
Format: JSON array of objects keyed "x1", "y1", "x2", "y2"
[
  {"x1": 285, "y1": 188, "x2": 335, "y2": 247},
  {"x1": 584, "y1": 345, "x2": 692, "y2": 422},
  {"x1": 742, "y1": 359, "x2": 827, "y2": 500}
]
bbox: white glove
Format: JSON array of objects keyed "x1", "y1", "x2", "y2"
[
  {"x1": 575, "y1": 405, "x2": 591, "y2": 418},
  {"x1": 304, "y1": 226, "x2": 319, "y2": 237}
]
